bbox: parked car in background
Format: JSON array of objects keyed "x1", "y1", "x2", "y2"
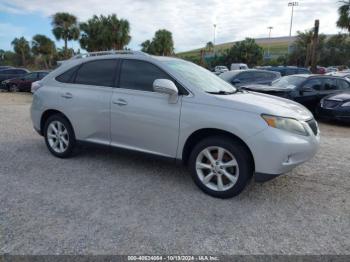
[
  {"x1": 264, "y1": 66, "x2": 311, "y2": 76},
  {"x1": 220, "y1": 69, "x2": 281, "y2": 87},
  {"x1": 0, "y1": 66, "x2": 14, "y2": 70},
  {"x1": 230, "y1": 63, "x2": 248, "y2": 70},
  {"x1": 241, "y1": 75, "x2": 350, "y2": 111},
  {"x1": 316, "y1": 66, "x2": 326, "y2": 75},
  {"x1": 326, "y1": 71, "x2": 350, "y2": 79},
  {"x1": 214, "y1": 66, "x2": 228, "y2": 75},
  {"x1": 326, "y1": 67, "x2": 338, "y2": 73},
  {"x1": 2, "y1": 71, "x2": 49, "y2": 92},
  {"x1": 316, "y1": 91, "x2": 350, "y2": 123},
  {"x1": 0, "y1": 68, "x2": 29, "y2": 83},
  {"x1": 31, "y1": 51, "x2": 319, "y2": 198}
]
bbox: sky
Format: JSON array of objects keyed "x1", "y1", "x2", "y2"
[{"x1": 0, "y1": 0, "x2": 344, "y2": 53}]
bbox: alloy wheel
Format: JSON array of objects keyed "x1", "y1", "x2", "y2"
[
  {"x1": 47, "y1": 121, "x2": 69, "y2": 153},
  {"x1": 195, "y1": 146, "x2": 239, "y2": 191}
]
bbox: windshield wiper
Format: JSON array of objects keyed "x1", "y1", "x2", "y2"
[{"x1": 207, "y1": 90, "x2": 236, "y2": 95}]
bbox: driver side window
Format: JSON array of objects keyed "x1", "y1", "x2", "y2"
[{"x1": 302, "y1": 79, "x2": 322, "y2": 91}]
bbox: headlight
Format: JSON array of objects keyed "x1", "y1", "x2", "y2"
[
  {"x1": 2, "y1": 80, "x2": 9, "y2": 84},
  {"x1": 261, "y1": 114, "x2": 309, "y2": 136},
  {"x1": 341, "y1": 101, "x2": 350, "y2": 107}
]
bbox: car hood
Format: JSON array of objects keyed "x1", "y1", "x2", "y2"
[
  {"x1": 241, "y1": 84, "x2": 293, "y2": 92},
  {"x1": 211, "y1": 91, "x2": 313, "y2": 121},
  {"x1": 325, "y1": 92, "x2": 350, "y2": 101}
]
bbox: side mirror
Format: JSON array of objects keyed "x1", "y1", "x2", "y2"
[
  {"x1": 232, "y1": 79, "x2": 241, "y2": 85},
  {"x1": 153, "y1": 79, "x2": 179, "y2": 103},
  {"x1": 300, "y1": 86, "x2": 314, "y2": 93}
]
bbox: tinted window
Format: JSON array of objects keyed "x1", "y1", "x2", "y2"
[
  {"x1": 119, "y1": 60, "x2": 170, "y2": 92},
  {"x1": 38, "y1": 72, "x2": 48, "y2": 79},
  {"x1": 56, "y1": 66, "x2": 79, "y2": 83},
  {"x1": 303, "y1": 79, "x2": 322, "y2": 91},
  {"x1": 75, "y1": 59, "x2": 117, "y2": 87},
  {"x1": 337, "y1": 79, "x2": 350, "y2": 90},
  {"x1": 254, "y1": 71, "x2": 275, "y2": 80},
  {"x1": 286, "y1": 68, "x2": 297, "y2": 75},
  {"x1": 23, "y1": 73, "x2": 37, "y2": 79},
  {"x1": 323, "y1": 78, "x2": 338, "y2": 90},
  {"x1": 236, "y1": 72, "x2": 253, "y2": 81}
]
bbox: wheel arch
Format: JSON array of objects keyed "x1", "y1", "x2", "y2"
[
  {"x1": 181, "y1": 128, "x2": 255, "y2": 170},
  {"x1": 40, "y1": 109, "x2": 73, "y2": 136}
]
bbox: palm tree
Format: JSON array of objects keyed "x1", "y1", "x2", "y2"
[
  {"x1": 152, "y1": 29, "x2": 174, "y2": 56},
  {"x1": 32, "y1": 34, "x2": 56, "y2": 69},
  {"x1": 337, "y1": 1, "x2": 350, "y2": 32},
  {"x1": 52, "y1": 12, "x2": 79, "y2": 57},
  {"x1": 79, "y1": 14, "x2": 131, "y2": 51},
  {"x1": 11, "y1": 37, "x2": 30, "y2": 66}
]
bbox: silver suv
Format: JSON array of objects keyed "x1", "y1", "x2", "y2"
[{"x1": 31, "y1": 51, "x2": 320, "y2": 198}]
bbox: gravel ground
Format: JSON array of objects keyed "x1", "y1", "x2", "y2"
[{"x1": 0, "y1": 93, "x2": 349, "y2": 255}]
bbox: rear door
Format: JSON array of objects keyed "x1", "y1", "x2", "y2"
[
  {"x1": 110, "y1": 59, "x2": 181, "y2": 158},
  {"x1": 21, "y1": 73, "x2": 37, "y2": 90},
  {"x1": 58, "y1": 59, "x2": 117, "y2": 145}
]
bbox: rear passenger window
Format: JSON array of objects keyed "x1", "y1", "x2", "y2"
[
  {"x1": 75, "y1": 60, "x2": 117, "y2": 87},
  {"x1": 337, "y1": 79, "x2": 350, "y2": 90},
  {"x1": 119, "y1": 60, "x2": 170, "y2": 92},
  {"x1": 323, "y1": 78, "x2": 338, "y2": 90},
  {"x1": 56, "y1": 66, "x2": 79, "y2": 83}
]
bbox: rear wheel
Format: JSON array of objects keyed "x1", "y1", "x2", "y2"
[
  {"x1": 44, "y1": 114, "x2": 76, "y2": 158},
  {"x1": 189, "y1": 136, "x2": 253, "y2": 198}
]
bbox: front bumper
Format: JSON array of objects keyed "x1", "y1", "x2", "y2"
[
  {"x1": 317, "y1": 106, "x2": 350, "y2": 123},
  {"x1": 247, "y1": 121, "x2": 320, "y2": 178}
]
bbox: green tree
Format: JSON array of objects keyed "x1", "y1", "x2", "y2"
[
  {"x1": 319, "y1": 34, "x2": 350, "y2": 66},
  {"x1": 11, "y1": 37, "x2": 30, "y2": 66},
  {"x1": 79, "y1": 14, "x2": 131, "y2": 51},
  {"x1": 52, "y1": 12, "x2": 80, "y2": 58},
  {"x1": 289, "y1": 30, "x2": 326, "y2": 66},
  {"x1": 141, "y1": 29, "x2": 174, "y2": 56},
  {"x1": 31, "y1": 34, "x2": 56, "y2": 69},
  {"x1": 337, "y1": 1, "x2": 350, "y2": 32},
  {"x1": 223, "y1": 38, "x2": 263, "y2": 67}
]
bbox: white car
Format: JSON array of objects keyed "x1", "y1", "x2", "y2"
[{"x1": 31, "y1": 51, "x2": 320, "y2": 198}]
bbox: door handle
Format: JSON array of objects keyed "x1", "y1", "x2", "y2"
[
  {"x1": 61, "y1": 92, "x2": 73, "y2": 99},
  {"x1": 113, "y1": 99, "x2": 128, "y2": 106}
]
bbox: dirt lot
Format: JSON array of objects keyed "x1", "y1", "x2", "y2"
[{"x1": 0, "y1": 93, "x2": 349, "y2": 255}]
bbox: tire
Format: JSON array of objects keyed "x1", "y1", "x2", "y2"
[
  {"x1": 44, "y1": 114, "x2": 76, "y2": 158},
  {"x1": 9, "y1": 84, "x2": 19, "y2": 92},
  {"x1": 188, "y1": 136, "x2": 253, "y2": 198}
]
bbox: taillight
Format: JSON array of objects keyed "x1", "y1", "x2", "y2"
[{"x1": 31, "y1": 81, "x2": 43, "y2": 93}]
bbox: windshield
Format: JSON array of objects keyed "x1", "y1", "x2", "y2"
[
  {"x1": 163, "y1": 60, "x2": 236, "y2": 93},
  {"x1": 272, "y1": 75, "x2": 306, "y2": 88}
]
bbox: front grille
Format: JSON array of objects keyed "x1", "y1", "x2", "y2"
[
  {"x1": 322, "y1": 99, "x2": 342, "y2": 109},
  {"x1": 307, "y1": 119, "x2": 318, "y2": 136}
]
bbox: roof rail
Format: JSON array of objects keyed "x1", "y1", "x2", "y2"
[{"x1": 70, "y1": 50, "x2": 149, "y2": 60}]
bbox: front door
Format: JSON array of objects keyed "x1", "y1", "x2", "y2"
[{"x1": 110, "y1": 59, "x2": 181, "y2": 158}]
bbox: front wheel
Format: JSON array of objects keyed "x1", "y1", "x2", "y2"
[
  {"x1": 44, "y1": 114, "x2": 76, "y2": 158},
  {"x1": 189, "y1": 136, "x2": 253, "y2": 198}
]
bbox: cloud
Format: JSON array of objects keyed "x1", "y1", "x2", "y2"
[{"x1": 0, "y1": 0, "x2": 342, "y2": 51}]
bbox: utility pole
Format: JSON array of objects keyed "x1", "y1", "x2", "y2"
[
  {"x1": 267, "y1": 26, "x2": 273, "y2": 58},
  {"x1": 288, "y1": 2, "x2": 298, "y2": 54},
  {"x1": 310, "y1": 19, "x2": 319, "y2": 73},
  {"x1": 213, "y1": 24, "x2": 217, "y2": 55}
]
